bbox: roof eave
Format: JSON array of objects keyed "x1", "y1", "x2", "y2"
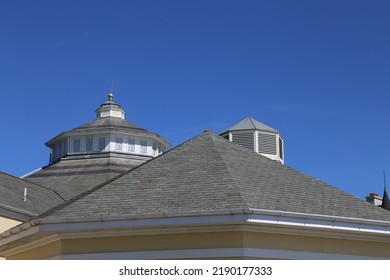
[
  {"x1": 45, "y1": 129, "x2": 171, "y2": 148},
  {"x1": 2, "y1": 208, "x2": 390, "y2": 249}
]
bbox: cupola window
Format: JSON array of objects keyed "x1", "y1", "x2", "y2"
[
  {"x1": 98, "y1": 137, "x2": 106, "y2": 151},
  {"x1": 73, "y1": 139, "x2": 81, "y2": 153},
  {"x1": 128, "y1": 139, "x2": 135, "y2": 152},
  {"x1": 86, "y1": 137, "x2": 93, "y2": 152},
  {"x1": 116, "y1": 137, "x2": 123, "y2": 150},
  {"x1": 140, "y1": 140, "x2": 147, "y2": 153}
]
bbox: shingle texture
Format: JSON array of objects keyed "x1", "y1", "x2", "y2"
[
  {"x1": 27, "y1": 157, "x2": 142, "y2": 200},
  {"x1": 42, "y1": 132, "x2": 390, "y2": 222},
  {"x1": 0, "y1": 172, "x2": 64, "y2": 217},
  {"x1": 71, "y1": 117, "x2": 146, "y2": 132}
]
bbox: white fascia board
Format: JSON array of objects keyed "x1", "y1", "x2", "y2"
[
  {"x1": 3, "y1": 208, "x2": 390, "y2": 246},
  {"x1": 38, "y1": 208, "x2": 390, "y2": 236},
  {"x1": 38, "y1": 213, "x2": 250, "y2": 232},
  {"x1": 247, "y1": 213, "x2": 390, "y2": 235}
]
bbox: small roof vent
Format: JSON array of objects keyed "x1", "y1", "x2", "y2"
[{"x1": 220, "y1": 117, "x2": 284, "y2": 164}]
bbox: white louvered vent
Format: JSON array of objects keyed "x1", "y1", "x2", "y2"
[
  {"x1": 231, "y1": 131, "x2": 254, "y2": 151},
  {"x1": 258, "y1": 133, "x2": 277, "y2": 155}
]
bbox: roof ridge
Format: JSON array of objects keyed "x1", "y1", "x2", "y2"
[
  {"x1": 207, "y1": 134, "x2": 250, "y2": 208},
  {"x1": 248, "y1": 117, "x2": 257, "y2": 129},
  {"x1": 211, "y1": 134, "x2": 266, "y2": 206},
  {"x1": 33, "y1": 171, "x2": 127, "y2": 220}
]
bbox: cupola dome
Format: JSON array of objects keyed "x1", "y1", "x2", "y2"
[{"x1": 45, "y1": 93, "x2": 171, "y2": 165}]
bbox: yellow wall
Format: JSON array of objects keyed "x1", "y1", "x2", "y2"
[
  {"x1": 7, "y1": 241, "x2": 62, "y2": 260},
  {"x1": 0, "y1": 217, "x2": 21, "y2": 233},
  {"x1": 5, "y1": 230, "x2": 390, "y2": 260},
  {"x1": 243, "y1": 231, "x2": 390, "y2": 258},
  {"x1": 62, "y1": 232, "x2": 244, "y2": 255}
]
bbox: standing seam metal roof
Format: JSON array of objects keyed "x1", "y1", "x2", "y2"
[{"x1": 223, "y1": 117, "x2": 279, "y2": 133}]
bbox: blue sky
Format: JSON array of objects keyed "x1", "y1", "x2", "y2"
[{"x1": 1, "y1": 0, "x2": 389, "y2": 200}]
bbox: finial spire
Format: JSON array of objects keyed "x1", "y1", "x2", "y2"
[
  {"x1": 381, "y1": 171, "x2": 390, "y2": 211},
  {"x1": 108, "y1": 80, "x2": 115, "y2": 101}
]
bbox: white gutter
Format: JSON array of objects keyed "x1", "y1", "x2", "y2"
[{"x1": 2, "y1": 208, "x2": 390, "y2": 242}]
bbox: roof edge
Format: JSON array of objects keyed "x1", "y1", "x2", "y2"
[{"x1": 3, "y1": 207, "x2": 390, "y2": 243}]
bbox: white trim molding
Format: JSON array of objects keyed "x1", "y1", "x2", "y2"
[{"x1": 50, "y1": 247, "x2": 389, "y2": 260}]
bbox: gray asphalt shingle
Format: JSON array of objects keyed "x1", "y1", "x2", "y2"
[
  {"x1": 0, "y1": 172, "x2": 64, "y2": 217},
  {"x1": 27, "y1": 157, "x2": 142, "y2": 200},
  {"x1": 42, "y1": 132, "x2": 390, "y2": 222}
]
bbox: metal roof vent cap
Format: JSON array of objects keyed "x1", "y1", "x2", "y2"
[{"x1": 220, "y1": 117, "x2": 284, "y2": 164}]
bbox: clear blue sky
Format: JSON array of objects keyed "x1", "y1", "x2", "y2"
[{"x1": 1, "y1": 0, "x2": 389, "y2": 200}]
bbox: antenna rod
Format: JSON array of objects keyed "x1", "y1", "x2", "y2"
[
  {"x1": 110, "y1": 80, "x2": 115, "y2": 93},
  {"x1": 384, "y1": 171, "x2": 387, "y2": 190}
]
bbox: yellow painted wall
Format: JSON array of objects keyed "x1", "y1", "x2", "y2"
[
  {"x1": 62, "y1": 232, "x2": 244, "y2": 255},
  {"x1": 243, "y1": 231, "x2": 390, "y2": 258},
  {"x1": 5, "y1": 230, "x2": 390, "y2": 259},
  {"x1": 6, "y1": 241, "x2": 62, "y2": 260},
  {"x1": 0, "y1": 217, "x2": 21, "y2": 233}
]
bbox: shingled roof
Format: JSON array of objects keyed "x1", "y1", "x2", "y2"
[
  {"x1": 70, "y1": 117, "x2": 146, "y2": 132},
  {"x1": 39, "y1": 132, "x2": 390, "y2": 222},
  {"x1": 0, "y1": 172, "x2": 64, "y2": 219},
  {"x1": 26, "y1": 157, "x2": 141, "y2": 200}
]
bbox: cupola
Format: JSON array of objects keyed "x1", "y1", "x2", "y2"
[
  {"x1": 220, "y1": 117, "x2": 284, "y2": 164},
  {"x1": 45, "y1": 93, "x2": 171, "y2": 165},
  {"x1": 95, "y1": 93, "x2": 125, "y2": 119}
]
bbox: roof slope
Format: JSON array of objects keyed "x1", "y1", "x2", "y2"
[
  {"x1": 40, "y1": 132, "x2": 390, "y2": 222},
  {"x1": 26, "y1": 157, "x2": 141, "y2": 200},
  {"x1": 0, "y1": 172, "x2": 64, "y2": 218},
  {"x1": 223, "y1": 117, "x2": 279, "y2": 133},
  {"x1": 45, "y1": 116, "x2": 170, "y2": 148},
  {"x1": 71, "y1": 117, "x2": 146, "y2": 132}
]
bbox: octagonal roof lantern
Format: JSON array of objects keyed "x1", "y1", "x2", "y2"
[
  {"x1": 95, "y1": 93, "x2": 125, "y2": 119},
  {"x1": 220, "y1": 117, "x2": 284, "y2": 164}
]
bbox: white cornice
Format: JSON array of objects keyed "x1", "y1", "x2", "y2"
[
  {"x1": 2, "y1": 208, "x2": 390, "y2": 249},
  {"x1": 46, "y1": 128, "x2": 171, "y2": 148}
]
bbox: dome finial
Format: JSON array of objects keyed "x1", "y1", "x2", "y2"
[{"x1": 108, "y1": 80, "x2": 115, "y2": 101}]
